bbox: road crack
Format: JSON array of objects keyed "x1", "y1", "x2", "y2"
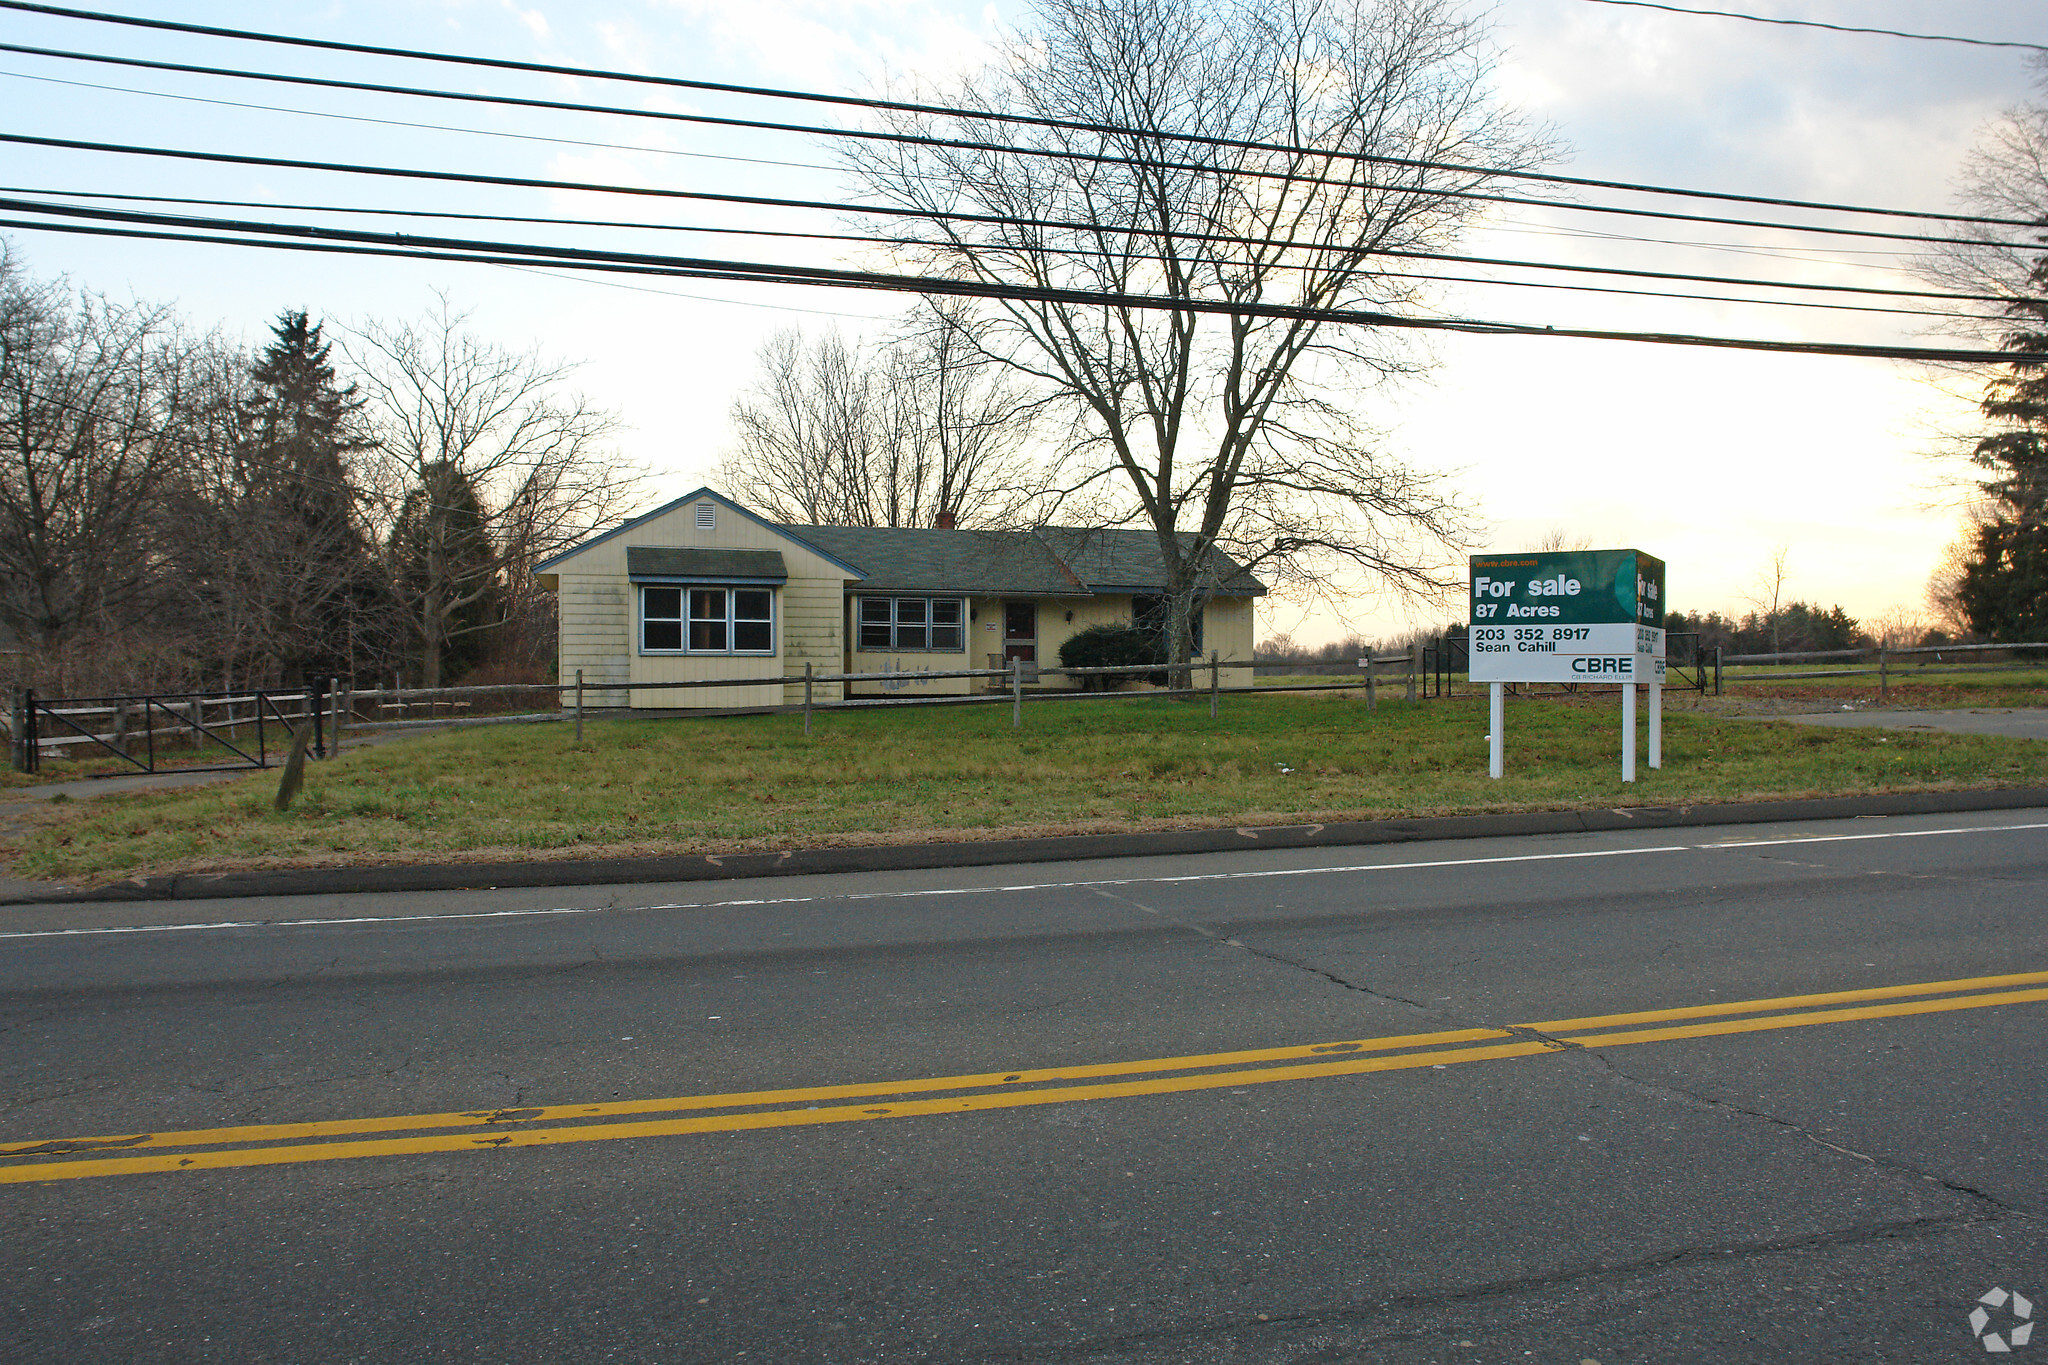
[
  {"x1": 1087, "y1": 887, "x2": 1433, "y2": 1013},
  {"x1": 937, "y1": 1211, "x2": 1998, "y2": 1363},
  {"x1": 1563, "y1": 1047, "x2": 2038, "y2": 1218}
]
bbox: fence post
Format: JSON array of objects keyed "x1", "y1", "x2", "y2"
[
  {"x1": 311, "y1": 678, "x2": 326, "y2": 760},
  {"x1": 575, "y1": 669, "x2": 585, "y2": 744},
  {"x1": 1878, "y1": 644, "x2": 1889, "y2": 703},
  {"x1": 804, "y1": 662, "x2": 814, "y2": 736},
  {"x1": 8, "y1": 688, "x2": 24, "y2": 773},
  {"x1": 1011, "y1": 657, "x2": 1023, "y2": 729},
  {"x1": 1408, "y1": 641, "x2": 1420, "y2": 702},
  {"x1": 1366, "y1": 658, "x2": 1377, "y2": 712},
  {"x1": 1209, "y1": 651, "x2": 1219, "y2": 718},
  {"x1": 329, "y1": 677, "x2": 343, "y2": 758},
  {"x1": 1713, "y1": 646, "x2": 1723, "y2": 697}
]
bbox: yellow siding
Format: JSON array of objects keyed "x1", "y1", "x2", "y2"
[
  {"x1": 545, "y1": 496, "x2": 1263, "y2": 707},
  {"x1": 843, "y1": 595, "x2": 999, "y2": 697},
  {"x1": 1206, "y1": 597, "x2": 1257, "y2": 689},
  {"x1": 777, "y1": 577, "x2": 845, "y2": 706},
  {"x1": 544, "y1": 496, "x2": 854, "y2": 710},
  {"x1": 555, "y1": 571, "x2": 631, "y2": 708},
  {"x1": 1038, "y1": 595, "x2": 1256, "y2": 690},
  {"x1": 843, "y1": 593, "x2": 1257, "y2": 695}
]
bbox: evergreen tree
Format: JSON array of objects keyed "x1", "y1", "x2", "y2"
[
  {"x1": 1959, "y1": 254, "x2": 2048, "y2": 643},
  {"x1": 390, "y1": 460, "x2": 504, "y2": 685},
  {"x1": 240, "y1": 310, "x2": 386, "y2": 680}
]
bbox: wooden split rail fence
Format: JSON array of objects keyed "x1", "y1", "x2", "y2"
[
  {"x1": 1717, "y1": 640, "x2": 2048, "y2": 699},
  {"x1": 6, "y1": 652, "x2": 1440, "y2": 772}
]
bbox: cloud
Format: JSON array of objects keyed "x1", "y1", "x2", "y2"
[{"x1": 502, "y1": 0, "x2": 551, "y2": 39}]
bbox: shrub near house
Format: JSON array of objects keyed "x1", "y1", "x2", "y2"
[{"x1": 1058, "y1": 624, "x2": 1168, "y2": 689}]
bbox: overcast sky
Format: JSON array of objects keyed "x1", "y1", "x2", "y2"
[{"x1": 2, "y1": 0, "x2": 2041, "y2": 643}]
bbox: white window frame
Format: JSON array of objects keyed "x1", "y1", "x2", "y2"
[
  {"x1": 639, "y1": 585, "x2": 777, "y2": 656},
  {"x1": 855, "y1": 596, "x2": 967, "y2": 652}
]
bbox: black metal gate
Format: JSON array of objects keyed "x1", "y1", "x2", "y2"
[{"x1": 19, "y1": 685, "x2": 324, "y2": 776}]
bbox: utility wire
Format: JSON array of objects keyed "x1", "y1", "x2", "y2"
[
  {"x1": 0, "y1": 0, "x2": 2036, "y2": 230},
  {"x1": 2, "y1": 38, "x2": 2029, "y2": 250},
  {"x1": 0, "y1": 65, "x2": 833, "y2": 174},
  {"x1": 14, "y1": 182, "x2": 1943, "y2": 280},
  {"x1": 492, "y1": 262, "x2": 899, "y2": 321},
  {"x1": 0, "y1": 189, "x2": 1991, "y2": 319},
  {"x1": 3, "y1": 205, "x2": 2038, "y2": 364},
  {"x1": 1574, "y1": 0, "x2": 2048, "y2": 53},
  {"x1": 0, "y1": 138, "x2": 2016, "y2": 305}
]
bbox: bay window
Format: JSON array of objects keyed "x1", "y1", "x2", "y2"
[{"x1": 641, "y1": 585, "x2": 775, "y2": 655}]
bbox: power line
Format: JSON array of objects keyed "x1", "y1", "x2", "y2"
[
  {"x1": 3, "y1": 39, "x2": 2030, "y2": 251},
  {"x1": 2, "y1": 187, "x2": 1978, "y2": 319},
  {"x1": 0, "y1": 66, "x2": 835, "y2": 175},
  {"x1": 0, "y1": 139, "x2": 2017, "y2": 306},
  {"x1": 1574, "y1": 0, "x2": 2048, "y2": 53},
  {"x1": 3, "y1": 205, "x2": 2038, "y2": 364},
  {"x1": 491, "y1": 263, "x2": 899, "y2": 321},
  {"x1": 0, "y1": 1, "x2": 2036, "y2": 230},
  {"x1": 13, "y1": 181, "x2": 1949, "y2": 289}
]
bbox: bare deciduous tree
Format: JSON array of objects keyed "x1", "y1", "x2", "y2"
[
  {"x1": 1742, "y1": 542, "x2": 1793, "y2": 655},
  {"x1": 0, "y1": 248, "x2": 197, "y2": 658},
  {"x1": 347, "y1": 299, "x2": 637, "y2": 688},
  {"x1": 1925, "y1": 519, "x2": 1983, "y2": 639},
  {"x1": 1920, "y1": 61, "x2": 2048, "y2": 338},
  {"x1": 1534, "y1": 526, "x2": 1595, "y2": 552},
  {"x1": 161, "y1": 328, "x2": 390, "y2": 691},
  {"x1": 846, "y1": 0, "x2": 1545, "y2": 667},
  {"x1": 717, "y1": 303, "x2": 1043, "y2": 528}
]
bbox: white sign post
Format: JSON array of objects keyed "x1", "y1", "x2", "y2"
[{"x1": 1468, "y1": 549, "x2": 1667, "y2": 782}]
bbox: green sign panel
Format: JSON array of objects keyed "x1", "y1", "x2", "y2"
[
  {"x1": 1469, "y1": 549, "x2": 1666, "y2": 684},
  {"x1": 1469, "y1": 549, "x2": 1664, "y2": 627}
]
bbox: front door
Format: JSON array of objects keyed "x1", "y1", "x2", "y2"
[{"x1": 1002, "y1": 600, "x2": 1037, "y2": 663}]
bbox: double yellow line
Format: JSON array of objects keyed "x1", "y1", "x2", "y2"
[{"x1": 6, "y1": 969, "x2": 2045, "y2": 1185}]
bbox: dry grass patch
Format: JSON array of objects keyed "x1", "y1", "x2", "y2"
[{"x1": 10, "y1": 692, "x2": 2047, "y2": 885}]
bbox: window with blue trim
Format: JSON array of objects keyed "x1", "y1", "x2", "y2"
[{"x1": 642, "y1": 586, "x2": 774, "y2": 654}]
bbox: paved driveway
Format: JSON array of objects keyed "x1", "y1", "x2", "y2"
[{"x1": 1738, "y1": 707, "x2": 2048, "y2": 740}]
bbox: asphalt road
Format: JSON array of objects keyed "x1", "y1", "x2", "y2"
[{"x1": 3, "y1": 809, "x2": 2045, "y2": 1364}]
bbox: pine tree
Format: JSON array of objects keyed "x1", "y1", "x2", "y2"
[
  {"x1": 390, "y1": 460, "x2": 505, "y2": 686},
  {"x1": 1959, "y1": 253, "x2": 2048, "y2": 644},
  {"x1": 240, "y1": 311, "x2": 386, "y2": 680}
]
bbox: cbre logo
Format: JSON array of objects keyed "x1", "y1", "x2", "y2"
[{"x1": 1971, "y1": 1287, "x2": 2035, "y2": 1352}]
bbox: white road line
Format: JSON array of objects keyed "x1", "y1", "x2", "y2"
[
  {"x1": 2, "y1": 819, "x2": 2042, "y2": 942},
  {"x1": 1699, "y1": 822, "x2": 2048, "y2": 850}
]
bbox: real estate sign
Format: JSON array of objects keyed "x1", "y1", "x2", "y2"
[{"x1": 1468, "y1": 549, "x2": 1666, "y2": 685}]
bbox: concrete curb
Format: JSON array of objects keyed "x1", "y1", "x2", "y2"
[{"x1": 6, "y1": 786, "x2": 2046, "y2": 906}]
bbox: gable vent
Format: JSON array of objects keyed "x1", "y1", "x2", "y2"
[{"x1": 695, "y1": 502, "x2": 716, "y2": 530}]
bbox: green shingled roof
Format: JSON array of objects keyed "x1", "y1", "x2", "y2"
[
  {"x1": 784, "y1": 526, "x2": 1088, "y2": 596},
  {"x1": 1035, "y1": 527, "x2": 1265, "y2": 596},
  {"x1": 783, "y1": 524, "x2": 1263, "y2": 596},
  {"x1": 626, "y1": 547, "x2": 788, "y2": 582}
]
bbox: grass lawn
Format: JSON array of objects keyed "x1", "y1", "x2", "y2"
[{"x1": 9, "y1": 691, "x2": 2047, "y2": 886}]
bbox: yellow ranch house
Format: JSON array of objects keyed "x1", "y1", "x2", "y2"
[{"x1": 533, "y1": 488, "x2": 1264, "y2": 709}]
